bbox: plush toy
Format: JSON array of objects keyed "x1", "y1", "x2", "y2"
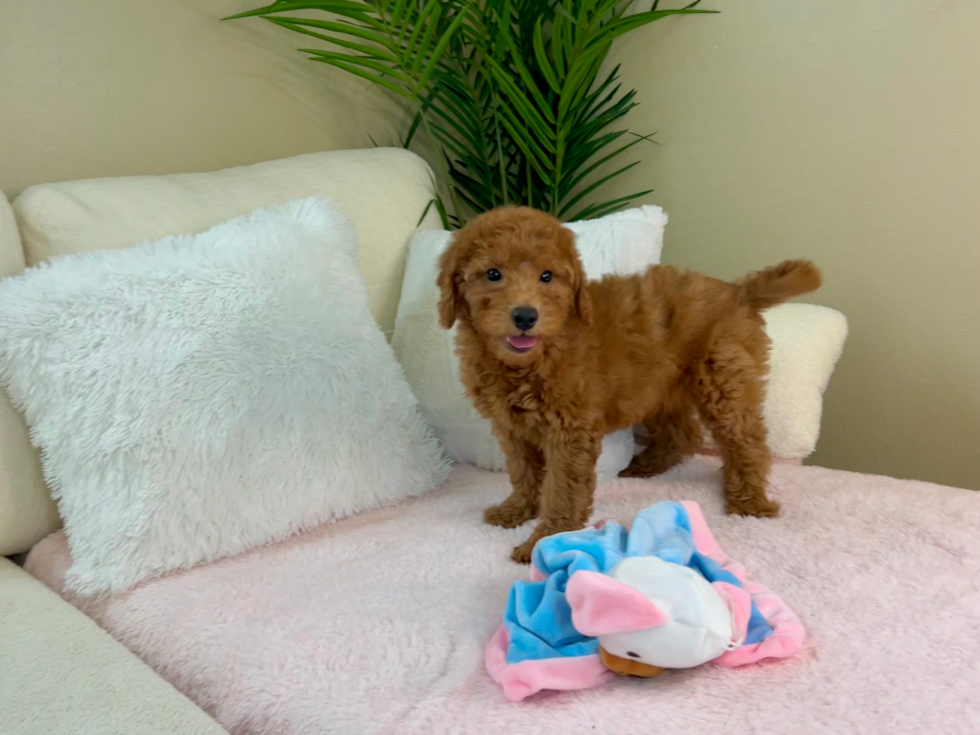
[{"x1": 485, "y1": 501, "x2": 805, "y2": 702}]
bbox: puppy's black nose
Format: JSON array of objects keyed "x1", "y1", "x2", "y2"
[{"x1": 511, "y1": 307, "x2": 538, "y2": 331}]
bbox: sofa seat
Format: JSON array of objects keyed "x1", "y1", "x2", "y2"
[
  {"x1": 0, "y1": 558, "x2": 223, "y2": 734},
  {"x1": 25, "y1": 458, "x2": 980, "y2": 735}
]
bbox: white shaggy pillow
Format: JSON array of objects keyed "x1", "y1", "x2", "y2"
[
  {"x1": 0, "y1": 198, "x2": 450, "y2": 595},
  {"x1": 759, "y1": 303, "x2": 848, "y2": 458},
  {"x1": 392, "y1": 206, "x2": 668, "y2": 477}
]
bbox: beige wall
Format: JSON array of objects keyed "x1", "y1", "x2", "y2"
[
  {"x1": 3, "y1": 0, "x2": 977, "y2": 489},
  {"x1": 607, "y1": 0, "x2": 980, "y2": 489},
  {"x1": 0, "y1": 0, "x2": 404, "y2": 195}
]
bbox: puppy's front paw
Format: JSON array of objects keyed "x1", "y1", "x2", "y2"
[
  {"x1": 510, "y1": 540, "x2": 535, "y2": 564},
  {"x1": 484, "y1": 503, "x2": 534, "y2": 528},
  {"x1": 726, "y1": 496, "x2": 781, "y2": 518}
]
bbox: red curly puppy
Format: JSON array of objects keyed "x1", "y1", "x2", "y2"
[{"x1": 437, "y1": 207, "x2": 821, "y2": 563}]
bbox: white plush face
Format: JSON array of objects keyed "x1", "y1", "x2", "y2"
[{"x1": 569, "y1": 557, "x2": 736, "y2": 670}]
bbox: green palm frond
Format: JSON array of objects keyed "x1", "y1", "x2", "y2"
[{"x1": 227, "y1": 0, "x2": 717, "y2": 227}]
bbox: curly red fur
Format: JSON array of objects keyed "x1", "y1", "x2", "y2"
[{"x1": 437, "y1": 207, "x2": 821, "y2": 562}]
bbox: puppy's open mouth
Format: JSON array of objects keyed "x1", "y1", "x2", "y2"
[{"x1": 506, "y1": 335, "x2": 539, "y2": 354}]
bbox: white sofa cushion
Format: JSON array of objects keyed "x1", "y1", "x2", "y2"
[
  {"x1": 660, "y1": 302, "x2": 847, "y2": 461},
  {"x1": 0, "y1": 558, "x2": 224, "y2": 735},
  {"x1": 0, "y1": 192, "x2": 58, "y2": 556},
  {"x1": 759, "y1": 303, "x2": 849, "y2": 459},
  {"x1": 0, "y1": 198, "x2": 449, "y2": 595},
  {"x1": 0, "y1": 148, "x2": 440, "y2": 556},
  {"x1": 13, "y1": 148, "x2": 439, "y2": 335},
  {"x1": 393, "y1": 206, "x2": 669, "y2": 477}
]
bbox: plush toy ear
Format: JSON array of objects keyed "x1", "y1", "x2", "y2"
[{"x1": 567, "y1": 571, "x2": 668, "y2": 636}]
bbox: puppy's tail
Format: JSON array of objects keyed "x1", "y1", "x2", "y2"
[{"x1": 737, "y1": 260, "x2": 822, "y2": 311}]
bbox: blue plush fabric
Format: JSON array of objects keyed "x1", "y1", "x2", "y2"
[{"x1": 502, "y1": 501, "x2": 773, "y2": 665}]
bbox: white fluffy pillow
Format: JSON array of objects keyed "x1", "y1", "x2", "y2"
[
  {"x1": 392, "y1": 206, "x2": 668, "y2": 477},
  {"x1": 0, "y1": 198, "x2": 449, "y2": 595},
  {"x1": 687, "y1": 303, "x2": 848, "y2": 460},
  {"x1": 759, "y1": 303, "x2": 848, "y2": 458}
]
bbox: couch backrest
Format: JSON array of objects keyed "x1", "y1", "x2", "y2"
[
  {"x1": 0, "y1": 147, "x2": 441, "y2": 555},
  {"x1": 0, "y1": 192, "x2": 61, "y2": 555}
]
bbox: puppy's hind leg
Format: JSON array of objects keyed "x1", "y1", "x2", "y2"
[
  {"x1": 693, "y1": 342, "x2": 780, "y2": 517},
  {"x1": 620, "y1": 404, "x2": 702, "y2": 478}
]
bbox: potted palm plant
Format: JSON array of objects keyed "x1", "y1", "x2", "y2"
[{"x1": 228, "y1": 0, "x2": 714, "y2": 227}]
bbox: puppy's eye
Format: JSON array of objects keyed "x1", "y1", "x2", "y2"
[
  {"x1": 540, "y1": 271, "x2": 552, "y2": 283},
  {"x1": 487, "y1": 269, "x2": 502, "y2": 282}
]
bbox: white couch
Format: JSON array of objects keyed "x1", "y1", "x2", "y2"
[
  {"x1": 0, "y1": 148, "x2": 841, "y2": 734},
  {"x1": 0, "y1": 148, "x2": 443, "y2": 734}
]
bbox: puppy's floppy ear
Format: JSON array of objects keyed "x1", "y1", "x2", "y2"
[
  {"x1": 560, "y1": 227, "x2": 593, "y2": 326},
  {"x1": 436, "y1": 232, "x2": 469, "y2": 329}
]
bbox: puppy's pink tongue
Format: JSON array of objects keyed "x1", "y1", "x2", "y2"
[{"x1": 507, "y1": 335, "x2": 538, "y2": 350}]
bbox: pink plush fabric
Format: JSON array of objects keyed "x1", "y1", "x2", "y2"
[
  {"x1": 566, "y1": 570, "x2": 669, "y2": 635},
  {"x1": 710, "y1": 581, "x2": 752, "y2": 645},
  {"x1": 26, "y1": 458, "x2": 980, "y2": 734},
  {"x1": 484, "y1": 627, "x2": 612, "y2": 703}
]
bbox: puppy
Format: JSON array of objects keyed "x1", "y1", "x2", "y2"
[{"x1": 437, "y1": 207, "x2": 821, "y2": 562}]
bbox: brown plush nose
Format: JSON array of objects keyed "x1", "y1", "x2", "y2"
[{"x1": 511, "y1": 307, "x2": 538, "y2": 331}]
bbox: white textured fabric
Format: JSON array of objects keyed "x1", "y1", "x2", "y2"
[
  {"x1": 0, "y1": 189, "x2": 26, "y2": 280},
  {"x1": 0, "y1": 192, "x2": 59, "y2": 556},
  {"x1": 697, "y1": 303, "x2": 849, "y2": 459},
  {"x1": 564, "y1": 206, "x2": 669, "y2": 278},
  {"x1": 2, "y1": 148, "x2": 441, "y2": 556},
  {"x1": 0, "y1": 198, "x2": 449, "y2": 595},
  {"x1": 392, "y1": 206, "x2": 668, "y2": 476},
  {"x1": 760, "y1": 303, "x2": 848, "y2": 458},
  {"x1": 0, "y1": 559, "x2": 223, "y2": 735},
  {"x1": 13, "y1": 148, "x2": 441, "y2": 334}
]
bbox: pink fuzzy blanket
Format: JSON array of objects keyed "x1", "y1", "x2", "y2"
[{"x1": 26, "y1": 458, "x2": 980, "y2": 734}]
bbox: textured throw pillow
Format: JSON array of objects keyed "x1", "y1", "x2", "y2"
[
  {"x1": 758, "y1": 303, "x2": 848, "y2": 458},
  {"x1": 392, "y1": 206, "x2": 668, "y2": 477},
  {"x1": 0, "y1": 198, "x2": 450, "y2": 595}
]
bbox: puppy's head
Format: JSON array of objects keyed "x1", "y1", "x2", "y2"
[{"x1": 437, "y1": 207, "x2": 592, "y2": 364}]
